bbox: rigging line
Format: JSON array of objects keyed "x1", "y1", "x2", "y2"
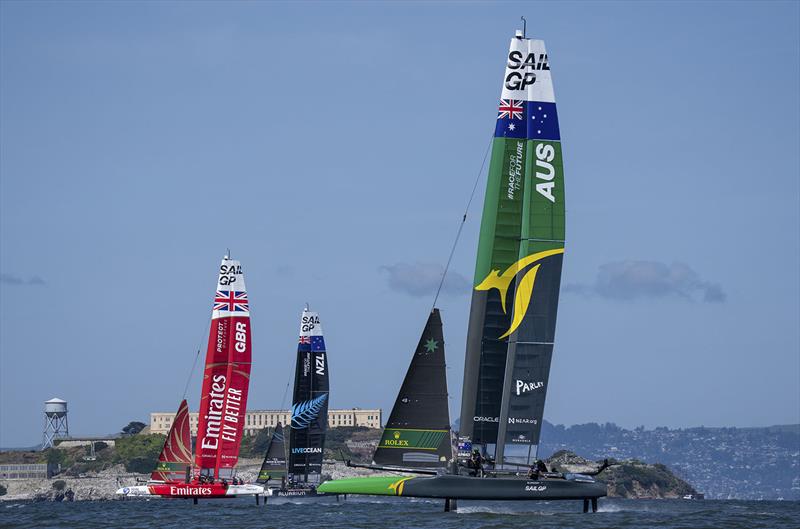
[
  {"x1": 431, "y1": 133, "x2": 494, "y2": 311},
  {"x1": 181, "y1": 315, "x2": 212, "y2": 401},
  {"x1": 279, "y1": 380, "x2": 291, "y2": 411},
  {"x1": 181, "y1": 348, "x2": 202, "y2": 401}
]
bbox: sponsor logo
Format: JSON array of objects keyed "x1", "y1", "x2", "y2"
[
  {"x1": 291, "y1": 447, "x2": 323, "y2": 454},
  {"x1": 475, "y1": 248, "x2": 565, "y2": 339},
  {"x1": 515, "y1": 380, "x2": 544, "y2": 395},
  {"x1": 383, "y1": 431, "x2": 410, "y2": 447},
  {"x1": 379, "y1": 429, "x2": 448, "y2": 449},
  {"x1": 473, "y1": 416, "x2": 500, "y2": 423},
  {"x1": 278, "y1": 490, "x2": 308, "y2": 497},
  {"x1": 301, "y1": 313, "x2": 320, "y2": 333},
  {"x1": 199, "y1": 374, "x2": 244, "y2": 451},
  {"x1": 170, "y1": 486, "x2": 213, "y2": 496},
  {"x1": 505, "y1": 51, "x2": 549, "y2": 90},
  {"x1": 218, "y1": 263, "x2": 242, "y2": 285},
  {"x1": 508, "y1": 417, "x2": 538, "y2": 425},
  {"x1": 507, "y1": 141, "x2": 524, "y2": 200},
  {"x1": 525, "y1": 485, "x2": 547, "y2": 492}
]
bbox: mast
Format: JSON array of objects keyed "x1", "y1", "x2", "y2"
[
  {"x1": 151, "y1": 399, "x2": 193, "y2": 483},
  {"x1": 288, "y1": 307, "x2": 330, "y2": 484},
  {"x1": 194, "y1": 255, "x2": 253, "y2": 479},
  {"x1": 373, "y1": 309, "x2": 451, "y2": 468},
  {"x1": 459, "y1": 31, "x2": 564, "y2": 467}
]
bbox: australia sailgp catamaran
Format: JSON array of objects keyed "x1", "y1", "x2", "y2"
[
  {"x1": 262, "y1": 307, "x2": 331, "y2": 499},
  {"x1": 116, "y1": 254, "x2": 263, "y2": 501},
  {"x1": 318, "y1": 28, "x2": 607, "y2": 511}
]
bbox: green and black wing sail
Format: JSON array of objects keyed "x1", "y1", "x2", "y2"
[
  {"x1": 373, "y1": 309, "x2": 452, "y2": 468},
  {"x1": 459, "y1": 35, "x2": 565, "y2": 467},
  {"x1": 257, "y1": 422, "x2": 287, "y2": 484}
]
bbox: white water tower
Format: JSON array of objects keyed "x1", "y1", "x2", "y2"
[{"x1": 42, "y1": 398, "x2": 69, "y2": 449}]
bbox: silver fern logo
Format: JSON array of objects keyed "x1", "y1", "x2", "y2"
[{"x1": 291, "y1": 393, "x2": 328, "y2": 429}]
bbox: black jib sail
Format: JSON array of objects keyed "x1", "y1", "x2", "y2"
[
  {"x1": 288, "y1": 308, "x2": 330, "y2": 483},
  {"x1": 256, "y1": 422, "x2": 287, "y2": 484},
  {"x1": 373, "y1": 309, "x2": 452, "y2": 468}
]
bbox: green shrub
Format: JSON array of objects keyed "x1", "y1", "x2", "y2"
[
  {"x1": 114, "y1": 434, "x2": 165, "y2": 473},
  {"x1": 52, "y1": 480, "x2": 67, "y2": 491},
  {"x1": 121, "y1": 421, "x2": 146, "y2": 435},
  {"x1": 0, "y1": 483, "x2": 7, "y2": 496}
]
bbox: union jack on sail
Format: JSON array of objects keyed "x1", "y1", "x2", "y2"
[
  {"x1": 213, "y1": 290, "x2": 249, "y2": 312},
  {"x1": 497, "y1": 98, "x2": 524, "y2": 120}
]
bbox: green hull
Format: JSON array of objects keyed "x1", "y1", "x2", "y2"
[
  {"x1": 318, "y1": 474, "x2": 606, "y2": 501},
  {"x1": 317, "y1": 476, "x2": 406, "y2": 496}
]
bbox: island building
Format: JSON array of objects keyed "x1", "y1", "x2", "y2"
[{"x1": 150, "y1": 407, "x2": 382, "y2": 436}]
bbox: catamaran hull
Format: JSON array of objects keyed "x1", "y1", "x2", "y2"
[
  {"x1": 262, "y1": 486, "x2": 333, "y2": 502},
  {"x1": 317, "y1": 475, "x2": 606, "y2": 501},
  {"x1": 116, "y1": 483, "x2": 264, "y2": 498}
]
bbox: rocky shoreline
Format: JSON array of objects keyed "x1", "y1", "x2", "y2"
[
  {"x1": 1, "y1": 452, "x2": 696, "y2": 502},
  {"x1": 0, "y1": 459, "x2": 403, "y2": 502}
]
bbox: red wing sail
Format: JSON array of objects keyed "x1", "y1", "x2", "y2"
[
  {"x1": 151, "y1": 399, "x2": 193, "y2": 482},
  {"x1": 194, "y1": 256, "x2": 252, "y2": 479}
]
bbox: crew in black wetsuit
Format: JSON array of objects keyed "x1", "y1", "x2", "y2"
[
  {"x1": 529, "y1": 460, "x2": 550, "y2": 479},
  {"x1": 469, "y1": 449, "x2": 485, "y2": 477}
]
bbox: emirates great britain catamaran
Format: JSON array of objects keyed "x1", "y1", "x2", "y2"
[
  {"x1": 116, "y1": 254, "x2": 263, "y2": 501},
  {"x1": 318, "y1": 26, "x2": 608, "y2": 511}
]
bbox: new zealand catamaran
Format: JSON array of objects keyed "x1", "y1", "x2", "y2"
[
  {"x1": 318, "y1": 27, "x2": 608, "y2": 511},
  {"x1": 259, "y1": 307, "x2": 331, "y2": 499},
  {"x1": 116, "y1": 255, "x2": 263, "y2": 500}
]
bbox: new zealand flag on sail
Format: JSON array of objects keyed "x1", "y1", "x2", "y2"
[
  {"x1": 298, "y1": 335, "x2": 325, "y2": 352},
  {"x1": 494, "y1": 99, "x2": 560, "y2": 141}
]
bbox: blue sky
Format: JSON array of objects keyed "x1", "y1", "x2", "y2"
[{"x1": 1, "y1": 1, "x2": 798, "y2": 447}]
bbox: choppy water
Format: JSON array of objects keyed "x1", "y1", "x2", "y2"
[{"x1": 2, "y1": 497, "x2": 798, "y2": 529}]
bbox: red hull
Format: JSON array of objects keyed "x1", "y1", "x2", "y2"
[{"x1": 149, "y1": 482, "x2": 230, "y2": 498}]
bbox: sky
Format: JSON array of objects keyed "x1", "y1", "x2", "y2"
[{"x1": 1, "y1": 1, "x2": 798, "y2": 447}]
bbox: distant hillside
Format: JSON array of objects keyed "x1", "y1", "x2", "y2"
[
  {"x1": 546, "y1": 450, "x2": 696, "y2": 499},
  {"x1": 538, "y1": 421, "x2": 800, "y2": 500}
]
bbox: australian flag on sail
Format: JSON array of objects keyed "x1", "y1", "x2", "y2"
[{"x1": 494, "y1": 99, "x2": 560, "y2": 141}]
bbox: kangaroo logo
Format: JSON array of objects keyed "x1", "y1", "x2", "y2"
[{"x1": 475, "y1": 248, "x2": 564, "y2": 339}]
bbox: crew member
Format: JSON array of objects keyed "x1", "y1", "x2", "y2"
[{"x1": 470, "y1": 449, "x2": 485, "y2": 477}]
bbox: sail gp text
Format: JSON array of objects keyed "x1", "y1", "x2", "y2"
[
  {"x1": 219, "y1": 263, "x2": 242, "y2": 285},
  {"x1": 505, "y1": 50, "x2": 549, "y2": 90}
]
